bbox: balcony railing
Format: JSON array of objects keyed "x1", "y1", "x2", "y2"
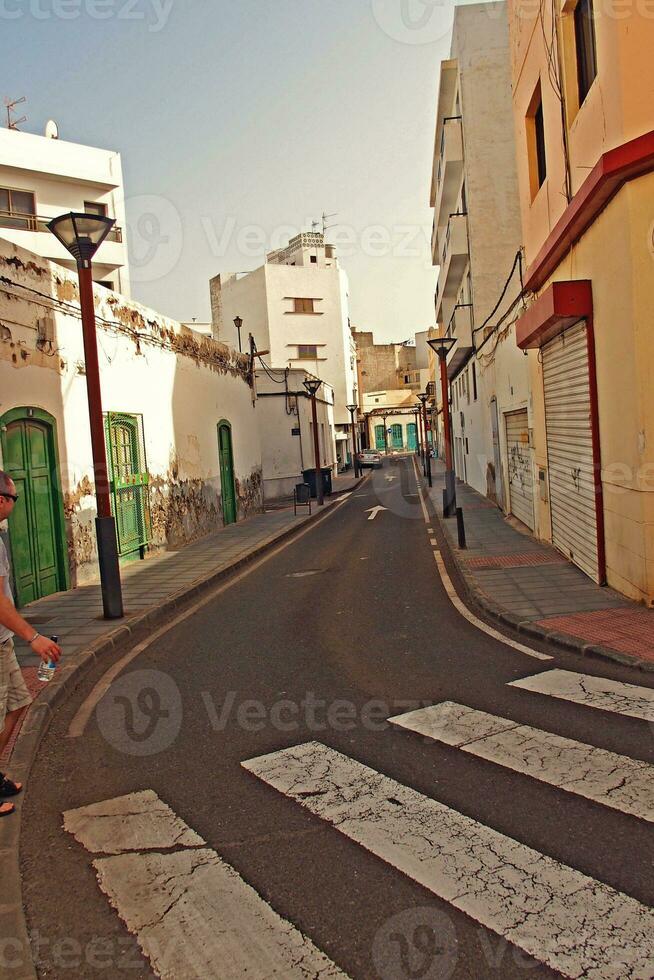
[{"x1": 0, "y1": 210, "x2": 123, "y2": 243}]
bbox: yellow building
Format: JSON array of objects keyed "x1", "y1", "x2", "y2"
[{"x1": 508, "y1": 0, "x2": 654, "y2": 603}]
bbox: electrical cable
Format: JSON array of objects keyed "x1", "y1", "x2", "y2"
[{"x1": 472, "y1": 250, "x2": 522, "y2": 338}]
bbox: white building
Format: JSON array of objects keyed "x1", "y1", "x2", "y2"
[
  {"x1": 210, "y1": 232, "x2": 357, "y2": 471},
  {"x1": 0, "y1": 238, "x2": 261, "y2": 604},
  {"x1": 0, "y1": 125, "x2": 130, "y2": 294},
  {"x1": 431, "y1": 3, "x2": 529, "y2": 517},
  {"x1": 255, "y1": 369, "x2": 335, "y2": 502}
]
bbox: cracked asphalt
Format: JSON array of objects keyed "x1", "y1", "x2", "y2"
[{"x1": 19, "y1": 456, "x2": 654, "y2": 979}]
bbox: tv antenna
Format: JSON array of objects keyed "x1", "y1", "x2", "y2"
[
  {"x1": 4, "y1": 96, "x2": 27, "y2": 130},
  {"x1": 321, "y1": 211, "x2": 338, "y2": 235}
]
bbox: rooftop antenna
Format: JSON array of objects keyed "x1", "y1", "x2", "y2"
[
  {"x1": 322, "y1": 211, "x2": 338, "y2": 236},
  {"x1": 4, "y1": 96, "x2": 27, "y2": 130}
]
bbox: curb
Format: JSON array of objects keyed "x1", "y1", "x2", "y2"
[
  {"x1": 0, "y1": 485, "x2": 364, "y2": 979},
  {"x1": 426, "y1": 490, "x2": 654, "y2": 674}
]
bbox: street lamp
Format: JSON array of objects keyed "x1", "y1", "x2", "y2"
[
  {"x1": 346, "y1": 404, "x2": 360, "y2": 477},
  {"x1": 233, "y1": 315, "x2": 243, "y2": 353},
  {"x1": 417, "y1": 393, "x2": 432, "y2": 489},
  {"x1": 413, "y1": 407, "x2": 422, "y2": 461},
  {"x1": 427, "y1": 335, "x2": 457, "y2": 516},
  {"x1": 302, "y1": 377, "x2": 324, "y2": 506},
  {"x1": 48, "y1": 212, "x2": 123, "y2": 619}
]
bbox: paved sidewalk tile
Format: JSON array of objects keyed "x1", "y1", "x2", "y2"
[{"x1": 427, "y1": 462, "x2": 654, "y2": 665}]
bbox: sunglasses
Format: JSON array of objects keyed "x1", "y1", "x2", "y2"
[{"x1": 0, "y1": 493, "x2": 18, "y2": 503}]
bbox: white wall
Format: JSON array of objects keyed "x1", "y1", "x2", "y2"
[
  {"x1": 0, "y1": 238, "x2": 262, "y2": 587},
  {"x1": 0, "y1": 128, "x2": 129, "y2": 294}
]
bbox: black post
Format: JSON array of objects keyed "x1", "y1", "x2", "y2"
[{"x1": 456, "y1": 506, "x2": 466, "y2": 549}]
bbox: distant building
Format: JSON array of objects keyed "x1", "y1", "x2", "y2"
[
  {"x1": 430, "y1": 2, "x2": 527, "y2": 513},
  {"x1": 210, "y1": 232, "x2": 357, "y2": 471},
  {"x1": 355, "y1": 331, "x2": 420, "y2": 394},
  {"x1": 0, "y1": 125, "x2": 130, "y2": 294}
]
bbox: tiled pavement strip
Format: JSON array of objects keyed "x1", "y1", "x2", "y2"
[
  {"x1": 1, "y1": 475, "x2": 361, "y2": 766},
  {"x1": 425, "y1": 459, "x2": 654, "y2": 667}
]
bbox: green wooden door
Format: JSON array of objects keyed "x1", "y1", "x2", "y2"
[
  {"x1": 407, "y1": 423, "x2": 417, "y2": 451},
  {"x1": 107, "y1": 414, "x2": 150, "y2": 559},
  {"x1": 2, "y1": 415, "x2": 66, "y2": 606},
  {"x1": 218, "y1": 422, "x2": 237, "y2": 525},
  {"x1": 391, "y1": 423, "x2": 403, "y2": 449},
  {"x1": 375, "y1": 425, "x2": 385, "y2": 451}
]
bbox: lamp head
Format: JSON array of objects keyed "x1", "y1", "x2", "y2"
[
  {"x1": 417, "y1": 393, "x2": 428, "y2": 405},
  {"x1": 427, "y1": 336, "x2": 456, "y2": 360},
  {"x1": 233, "y1": 315, "x2": 243, "y2": 331},
  {"x1": 47, "y1": 211, "x2": 115, "y2": 269},
  {"x1": 346, "y1": 403, "x2": 358, "y2": 413},
  {"x1": 303, "y1": 377, "x2": 321, "y2": 397}
]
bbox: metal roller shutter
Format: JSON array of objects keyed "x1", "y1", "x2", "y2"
[
  {"x1": 542, "y1": 320, "x2": 599, "y2": 582},
  {"x1": 505, "y1": 409, "x2": 534, "y2": 530}
]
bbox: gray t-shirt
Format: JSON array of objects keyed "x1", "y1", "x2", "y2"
[{"x1": 0, "y1": 536, "x2": 14, "y2": 643}]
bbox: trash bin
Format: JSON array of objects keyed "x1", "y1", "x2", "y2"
[{"x1": 302, "y1": 468, "x2": 333, "y2": 498}]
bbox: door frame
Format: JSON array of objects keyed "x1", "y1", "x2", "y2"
[
  {"x1": 0, "y1": 407, "x2": 70, "y2": 600},
  {"x1": 217, "y1": 419, "x2": 237, "y2": 525}
]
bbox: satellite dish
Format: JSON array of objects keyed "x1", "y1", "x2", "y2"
[{"x1": 44, "y1": 119, "x2": 59, "y2": 139}]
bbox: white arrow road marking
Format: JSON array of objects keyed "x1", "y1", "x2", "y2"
[
  {"x1": 243, "y1": 742, "x2": 654, "y2": 979},
  {"x1": 365, "y1": 506, "x2": 387, "y2": 521},
  {"x1": 64, "y1": 791, "x2": 349, "y2": 980},
  {"x1": 390, "y1": 702, "x2": 654, "y2": 822},
  {"x1": 384, "y1": 475, "x2": 396, "y2": 482},
  {"x1": 510, "y1": 669, "x2": 654, "y2": 721}
]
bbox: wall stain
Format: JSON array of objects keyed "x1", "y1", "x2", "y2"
[{"x1": 237, "y1": 467, "x2": 263, "y2": 520}]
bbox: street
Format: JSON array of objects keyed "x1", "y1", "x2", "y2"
[{"x1": 15, "y1": 457, "x2": 654, "y2": 979}]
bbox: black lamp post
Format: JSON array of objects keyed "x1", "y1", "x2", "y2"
[
  {"x1": 346, "y1": 403, "x2": 360, "y2": 477},
  {"x1": 418, "y1": 393, "x2": 432, "y2": 488},
  {"x1": 413, "y1": 407, "x2": 422, "y2": 460},
  {"x1": 233, "y1": 315, "x2": 243, "y2": 353},
  {"x1": 427, "y1": 336, "x2": 457, "y2": 516},
  {"x1": 48, "y1": 212, "x2": 123, "y2": 619},
  {"x1": 302, "y1": 377, "x2": 324, "y2": 506}
]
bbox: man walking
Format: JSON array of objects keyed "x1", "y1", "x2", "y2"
[{"x1": 0, "y1": 471, "x2": 61, "y2": 817}]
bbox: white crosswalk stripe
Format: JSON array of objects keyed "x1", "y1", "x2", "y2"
[
  {"x1": 389, "y1": 701, "x2": 654, "y2": 822},
  {"x1": 510, "y1": 669, "x2": 654, "y2": 721},
  {"x1": 243, "y1": 741, "x2": 654, "y2": 979},
  {"x1": 64, "y1": 791, "x2": 349, "y2": 980}
]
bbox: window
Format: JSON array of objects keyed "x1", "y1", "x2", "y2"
[
  {"x1": 574, "y1": 0, "x2": 597, "y2": 106},
  {"x1": 95, "y1": 280, "x2": 114, "y2": 289},
  {"x1": 310, "y1": 255, "x2": 317, "y2": 264},
  {"x1": 0, "y1": 187, "x2": 36, "y2": 229},
  {"x1": 526, "y1": 82, "x2": 547, "y2": 199},
  {"x1": 297, "y1": 344, "x2": 318, "y2": 359},
  {"x1": 293, "y1": 297, "x2": 315, "y2": 313},
  {"x1": 472, "y1": 361, "x2": 477, "y2": 401},
  {"x1": 84, "y1": 201, "x2": 107, "y2": 216}
]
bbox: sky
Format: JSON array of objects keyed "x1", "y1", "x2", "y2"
[{"x1": 2, "y1": 0, "x2": 459, "y2": 343}]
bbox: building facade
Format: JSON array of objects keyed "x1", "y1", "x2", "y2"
[
  {"x1": 255, "y1": 369, "x2": 335, "y2": 502},
  {"x1": 509, "y1": 0, "x2": 654, "y2": 602},
  {"x1": 0, "y1": 238, "x2": 262, "y2": 603},
  {"x1": 210, "y1": 232, "x2": 357, "y2": 470},
  {"x1": 0, "y1": 126, "x2": 130, "y2": 294},
  {"x1": 431, "y1": 2, "x2": 528, "y2": 514}
]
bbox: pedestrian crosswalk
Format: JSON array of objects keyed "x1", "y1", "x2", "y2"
[{"x1": 510, "y1": 668, "x2": 654, "y2": 721}]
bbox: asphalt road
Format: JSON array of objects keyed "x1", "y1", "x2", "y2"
[{"x1": 19, "y1": 456, "x2": 654, "y2": 979}]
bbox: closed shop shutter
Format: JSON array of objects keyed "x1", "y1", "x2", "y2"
[
  {"x1": 505, "y1": 409, "x2": 534, "y2": 530},
  {"x1": 542, "y1": 320, "x2": 599, "y2": 582}
]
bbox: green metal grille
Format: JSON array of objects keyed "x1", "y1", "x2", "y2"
[{"x1": 105, "y1": 412, "x2": 150, "y2": 557}]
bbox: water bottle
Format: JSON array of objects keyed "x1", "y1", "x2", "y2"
[{"x1": 36, "y1": 636, "x2": 59, "y2": 683}]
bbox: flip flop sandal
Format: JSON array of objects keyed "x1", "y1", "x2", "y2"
[
  {"x1": 0, "y1": 801, "x2": 15, "y2": 817},
  {"x1": 0, "y1": 775, "x2": 23, "y2": 798}
]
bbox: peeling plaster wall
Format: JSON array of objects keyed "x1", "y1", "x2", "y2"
[{"x1": 0, "y1": 239, "x2": 263, "y2": 590}]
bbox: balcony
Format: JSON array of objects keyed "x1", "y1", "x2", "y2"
[
  {"x1": 0, "y1": 210, "x2": 123, "y2": 242},
  {"x1": 445, "y1": 303, "x2": 474, "y2": 379},
  {"x1": 432, "y1": 116, "x2": 463, "y2": 231},
  {"x1": 435, "y1": 212, "x2": 468, "y2": 318}
]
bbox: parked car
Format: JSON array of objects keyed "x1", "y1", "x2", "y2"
[{"x1": 357, "y1": 450, "x2": 383, "y2": 469}]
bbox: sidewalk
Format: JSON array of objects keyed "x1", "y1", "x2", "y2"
[
  {"x1": 426, "y1": 460, "x2": 654, "y2": 669},
  {"x1": 3, "y1": 483, "x2": 359, "y2": 765}
]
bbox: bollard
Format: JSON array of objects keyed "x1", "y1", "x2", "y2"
[
  {"x1": 456, "y1": 506, "x2": 466, "y2": 549},
  {"x1": 443, "y1": 489, "x2": 449, "y2": 518}
]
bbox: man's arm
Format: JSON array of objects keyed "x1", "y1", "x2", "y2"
[{"x1": 0, "y1": 588, "x2": 61, "y2": 661}]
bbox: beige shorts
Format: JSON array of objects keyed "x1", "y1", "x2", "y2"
[{"x1": 0, "y1": 637, "x2": 32, "y2": 731}]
